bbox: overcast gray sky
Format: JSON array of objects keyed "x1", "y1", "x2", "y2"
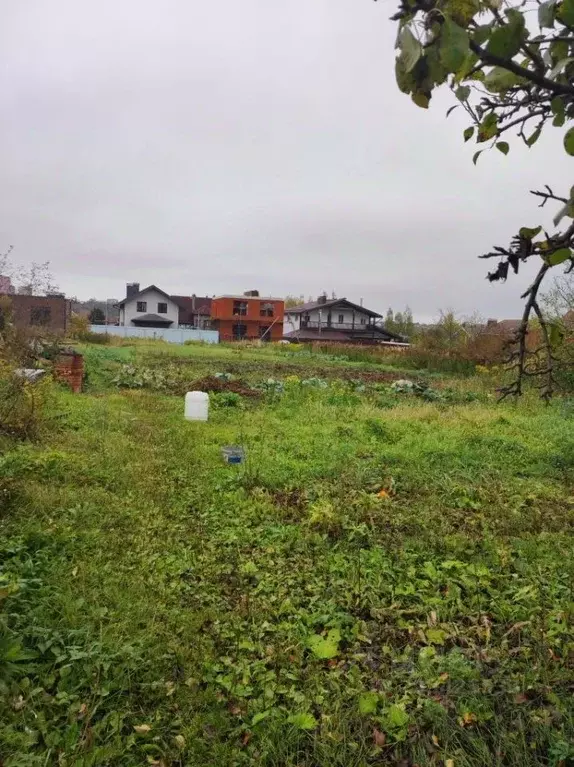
[{"x1": 0, "y1": 1, "x2": 570, "y2": 320}]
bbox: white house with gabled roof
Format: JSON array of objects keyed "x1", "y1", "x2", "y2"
[{"x1": 118, "y1": 283, "x2": 180, "y2": 328}]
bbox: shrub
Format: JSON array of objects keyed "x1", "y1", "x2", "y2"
[{"x1": 0, "y1": 364, "x2": 53, "y2": 441}]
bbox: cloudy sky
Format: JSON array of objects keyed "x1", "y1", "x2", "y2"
[{"x1": 0, "y1": 1, "x2": 570, "y2": 320}]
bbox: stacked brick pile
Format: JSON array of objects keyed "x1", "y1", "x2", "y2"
[{"x1": 54, "y1": 352, "x2": 84, "y2": 393}]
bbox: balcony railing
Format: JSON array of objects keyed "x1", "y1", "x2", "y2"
[{"x1": 300, "y1": 321, "x2": 375, "y2": 330}]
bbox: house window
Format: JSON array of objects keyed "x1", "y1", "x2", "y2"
[
  {"x1": 302, "y1": 313, "x2": 310, "y2": 327},
  {"x1": 360, "y1": 317, "x2": 366, "y2": 325},
  {"x1": 232, "y1": 323, "x2": 247, "y2": 339},
  {"x1": 260, "y1": 303, "x2": 274, "y2": 317},
  {"x1": 136, "y1": 301, "x2": 147, "y2": 313},
  {"x1": 338, "y1": 314, "x2": 344, "y2": 324},
  {"x1": 233, "y1": 301, "x2": 247, "y2": 316},
  {"x1": 157, "y1": 302, "x2": 168, "y2": 314},
  {"x1": 30, "y1": 306, "x2": 51, "y2": 326},
  {"x1": 259, "y1": 326, "x2": 271, "y2": 341}
]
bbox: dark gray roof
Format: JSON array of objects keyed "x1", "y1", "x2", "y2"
[
  {"x1": 118, "y1": 285, "x2": 172, "y2": 307},
  {"x1": 131, "y1": 313, "x2": 174, "y2": 324},
  {"x1": 286, "y1": 298, "x2": 381, "y2": 318},
  {"x1": 283, "y1": 325, "x2": 405, "y2": 342}
]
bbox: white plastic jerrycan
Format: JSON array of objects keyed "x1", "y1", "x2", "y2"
[{"x1": 185, "y1": 391, "x2": 209, "y2": 421}]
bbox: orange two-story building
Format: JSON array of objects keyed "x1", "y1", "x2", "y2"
[{"x1": 210, "y1": 291, "x2": 284, "y2": 341}]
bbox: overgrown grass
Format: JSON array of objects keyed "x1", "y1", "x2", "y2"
[{"x1": 0, "y1": 343, "x2": 573, "y2": 766}]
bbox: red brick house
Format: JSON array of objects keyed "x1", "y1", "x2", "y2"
[
  {"x1": 210, "y1": 291, "x2": 284, "y2": 341},
  {"x1": 1, "y1": 293, "x2": 70, "y2": 334}
]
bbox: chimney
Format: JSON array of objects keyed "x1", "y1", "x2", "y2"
[
  {"x1": 126, "y1": 282, "x2": 140, "y2": 299},
  {"x1": 244, "y1": 289, "x2": 260, "y2": 297},
  {"x1": 317, "y1": 294, "x2": 327, "y2": 304},
  {"x1": 192, "y1": 293, "x2": 196, "y2": 311}
]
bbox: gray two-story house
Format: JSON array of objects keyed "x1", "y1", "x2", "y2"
[{"x1": 283, "y1": 295, "x2": 406, "y2": 344}]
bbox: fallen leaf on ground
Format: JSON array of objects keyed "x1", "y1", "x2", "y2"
[
  {"x1": 373, "y1": 728, "x2": 386, "y2": 747},
  {"x1": 174, "y1": 734, "x2": 186, "y2": 749},
  {"x1": 377, "y1": 489, "x2": 390, "y2": 499},
  {"x1": 134, "y1": 724, "x2": 152, "y2": 734}
]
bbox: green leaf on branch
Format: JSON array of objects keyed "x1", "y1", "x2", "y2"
[
  {"x1": 486, "y1": 14, "x2": 526, "y2": 58},
  {"x1": 399, "y1": 27, "x2": 423, "y2": 73},
  {"x1": 484, "y1": 67, "x2": 523, "y2": 92},
  {"x1": 477, "y1": 112, "x2": 498, "y2": 142},
  {"x1": 472, "y1": 24, "x2": 493, "y2": 45},
  {"x1": 550, "y1": 39, "x2": 569, "y2": 64},
  {"x1": 464, "y1": 126, "x2": 475, "y2": 142},
  {"x1": 526, "y1": 127, "x2": 542, "y2": 147},
  {"x1": 558, "y1": 0, "x2": 574, "y2": 27},
  {"x1": 549, "y1": 57, "x2": 574, "y2": 79},
  {"x1": 455, "y1": 51, "x2": 480, "y2": 81},
  {"x1": 439, "y1": 18, "x2": 470, "y2": 73},
  {"x1": 395, "y1": 57, "x2": 414, "y2": 94},
  {"x1": 473, "y1": 150, "x2": 483, "y2": 164},
  {"x1": 551, "y1": 97, "x2": 566, "y2": 127},
  {"x1": 564, "y1": 127, "x2": 574, "y2": 156},
  {"x1": 519, "y1": 226, "x2": 542, "y2": 238},
  {"x1": 538, "y1": 1, "x2": 556, "y2": 28},
  {"x1": 546, "y1": 247, "x2": 572, "y2": 266},
  {"x1": 496, "y1": 141, "x2": 509, "y2": 155},
  {"x1": 411, "y1": 91, "x2": 430, "y2": 108},
  {"x1": 455, "y1": 85, "x2": 471, "y2": 102}
]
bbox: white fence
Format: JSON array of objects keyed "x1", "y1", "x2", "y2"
[{"x1": 89, "y1": 325, "x2": 219, "y2": 344}]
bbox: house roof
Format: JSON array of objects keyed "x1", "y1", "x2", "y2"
[
  {"x1": 486, "y1": 319, "x2": 523, "y2": 335},
  {"x1": 284, "y1": 325, "x2": 404, "y2": 343},
  {"x1": 213, "y1": 294, "x2": 283, "y2": 301},
  {"x1": 118, "y1": 285, "x2": 173, "y2": 307},
  {"x1": 286, "y1": 298, "x2": 382, "y2": 318},
  {"x1": 131, "y1": 313, "x2": 174, "y2": 325},
  {"x1": 170, "y1": 295, "x2": 212, "y2": 315}
]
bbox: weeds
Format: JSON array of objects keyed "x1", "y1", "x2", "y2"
[{"x1": 0, "y1": 341, "x2": 573, "y2": 765}]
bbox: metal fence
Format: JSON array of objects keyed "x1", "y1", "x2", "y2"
[{"x1": 89, "y1": 325, "x2": 219, "y2": 344}]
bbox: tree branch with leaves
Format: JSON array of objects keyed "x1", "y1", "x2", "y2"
[{"x1": 383, "y1": 0, "x2": 574, "y2": 396}]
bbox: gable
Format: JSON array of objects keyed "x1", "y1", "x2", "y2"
[{"x1": 119, "y1": 284, "x2": 173, "y2": 307}]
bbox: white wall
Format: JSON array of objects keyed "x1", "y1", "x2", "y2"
[
  {"x1": 303, "y1": 306, "x2": 373, "y2": 327},
  {"x1": 284, "y1": 313, "x2": 301, "y2": 332},
  {"x1": 121, "y1": 288, "x2": 179, "y2": 327},
  {"x1": 89, "y1": 325, "x2": 219, "y2": 344}
]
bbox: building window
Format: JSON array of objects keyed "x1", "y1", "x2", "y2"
[
  {"x1": 302, "y1": 313, "x2": 310, "y2": 327},
  {"x1": 360, "y1": 317, "x2": 366, "y2": 325},
  {"x1": 136, "y1": 301, "x2": 147, "y2": 313},
  {"x1": 30, "y1": 306, "x2": 51, "y2": 326},
  {"x1": 259, "y1": 325, "x2": 271, "y2": 341},
  {"x1": 233, "y1": 301, "x2": 248, "y2": 316},
  {"x1": 232, "y1": 323, "x2": 247, "y2": 339},
  {"x1": 157, "y1": 302, "x2": 168, "y2": 314},
  {"x1": 260, "y1": 303, "x2": 274, "y2": 317},
  {"x1": 338, "y1": 314, "x2": 344, "y2": 324}
]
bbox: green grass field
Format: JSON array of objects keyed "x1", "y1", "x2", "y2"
[{"x1": 1, "y1": 343, "x2": 573, "y2": 766}]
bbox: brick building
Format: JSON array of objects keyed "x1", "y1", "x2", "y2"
[
  {"x1": 210, "y1": 291, "x2": 284, "y2": 341},
  {"x1": 3, "y1": 294, "x2": 71, "y2": 334}
]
